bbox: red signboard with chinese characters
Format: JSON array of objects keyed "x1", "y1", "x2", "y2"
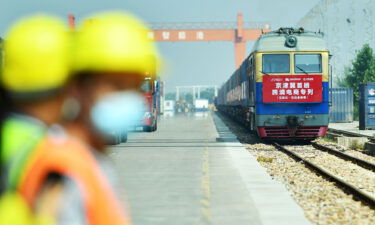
[{"x1": 262, "y1": 75, "x2": 322, "y2": 103}]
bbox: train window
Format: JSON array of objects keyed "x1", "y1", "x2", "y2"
[
  {"x1": 262, "y1": 54, "x2": 290, "y2": 73},
  {"x1": 294, "y1": 54, "x2": 322, "y2": 73}
]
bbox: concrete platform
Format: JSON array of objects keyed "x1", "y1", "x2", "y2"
[
  {"x1": 108, "y1": 112, "x2": 311, "y2": 225},
  {"x1": 329, "y1": 121, "x2": 375, "y2": 137}
]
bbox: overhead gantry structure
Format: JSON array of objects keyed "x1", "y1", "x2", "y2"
[
  {"x1": 175, "y1": 85, "x2": 218, "y2": 102},
  {"x1": 68, "y1": 13, "x2": 270, "y2": 68},
  {"x1": 148, "y1": 13, "x2": 271, "y2": 68}
]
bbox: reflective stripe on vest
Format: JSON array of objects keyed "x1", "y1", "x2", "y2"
[
  {"x1": 1, "y1": 116, "x2": 45, "y2": 165},
  {"x1": 1, "y1": 116, "x2": 46, "y2": 190},
  {"x1": 18, "y1": 136, "x2": 130, "y2": 225}
]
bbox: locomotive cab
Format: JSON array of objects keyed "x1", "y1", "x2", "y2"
[
  {"x1": 254, "y1": 28, "x2": 329, "y2": 139},
  {"x1": 217, "y1": 28, "x2": 330, "y2": 140}
]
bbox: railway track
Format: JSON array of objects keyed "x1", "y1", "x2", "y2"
[
  {"x1": 312, "y1": 142, "x2": 375, "y2": 172},
  {"x1": 326, "y1": 128, "x2": 375, "y2": 156},
  {"x1": 217, "y1": 112, "x2": 375, "y2": 223},
  {"x1": 273, "y1": 142, "x2": 375, "y2": 209}
]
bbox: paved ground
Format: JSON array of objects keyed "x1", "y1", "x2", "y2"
[
  {"x1": 108, "y1": 112, "x2": 311, "y2": 225},
  {"x1": 330, "y1": 121, "x2": 375, "y2": 136}
]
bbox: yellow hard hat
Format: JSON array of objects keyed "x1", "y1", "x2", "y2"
[
  {"x1": 73, "y1": 11, "x2": 160, "y2": 77},
  {"x1": 2, "y1": 15, "x2": 70, "y2": 98}
]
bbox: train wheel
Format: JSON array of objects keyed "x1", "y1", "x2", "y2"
[
  {"x1": 249, "y1": 114, "x2": 256, "y2": 133},
  {"x1": 121, "y1": 132, "x2": 128, "y2": 143},
  {"x1": 106, "y1": 133, "x2": 121, "y2": 145},
  {"x1": 152, "y1": 121, "x2": 158, "y2": 132},
  {"x1": 143, "y1": 126, "x2": 152, "y2": 132}
]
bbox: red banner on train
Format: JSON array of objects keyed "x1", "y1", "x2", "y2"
[{"x1": 262, "y1": 75, "x2": 322, "y2": 103}]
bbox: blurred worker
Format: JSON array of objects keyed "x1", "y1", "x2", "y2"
[
  {"x1": 0, "y1": 15, "x2": 71, "y2": 225},
  {"x1": 53, "y1": 11, "x2": 160, "y2": 224},
  {"x1": 0, "y1": 14, "x2": 130, "y2": 225},
  {"x1": 64, "y1": 11, "x2": 159, "y2": 152}
]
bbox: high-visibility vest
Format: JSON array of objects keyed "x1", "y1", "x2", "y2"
[
  {"x1": 17, "y1": 134, "x2": 131, "y2": 225},
  {"x1": 0, "y1": 192, "x2": 54, "y2": 225},
  {"x1": 1, "y1": 115, "x2": 46, "y2": 192},
  {"x1": 1, "y1": 115, "x2": 45, "y2": 170}
]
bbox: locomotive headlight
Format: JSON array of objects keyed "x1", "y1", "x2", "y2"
[
  {"x1": 304, "y1": 115, "x2": 312, "y2": 119},
  {"x1": 274, "y1": 115, "x2": 281, "y2": 119},
  {"x1": 285, "y1": 35, "x2": 297, "y2": 48}
]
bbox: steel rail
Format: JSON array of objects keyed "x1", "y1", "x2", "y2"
[
  {"x1": 273, "y1": 142, "x2": 375, "y2": 209},
  {"x1": 312, "y1": 142, "x2": 375, "y2": 172}
]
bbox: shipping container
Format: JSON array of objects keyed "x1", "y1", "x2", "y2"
[
  {"x1": 194, "y1": 99, "x2": 209, "y2": 112},
  {"x1": 329, "y1": 88, "x2": 353, "y2": 123},
  {"x1": 164, "y1": 100, "x2": 175, "y2": 112},
  {"x1": 359, "y1": 83, "x2": 375, "y2": 129}
]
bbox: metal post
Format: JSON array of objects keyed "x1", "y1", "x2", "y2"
[
  {"x1": 214, "y1": 86, "x2": 218, "y2": 97},
  {"x1": 234, "y1": 13, "x2": 246, "y2": 68},
  {"x1": 193, "y1": 86, "x2": 196, "y2": 102},
  {"x1": 197, "y1": 86, "x2": 201, "y2": 99},
  {"x1": 176, "y1": 87, "x2": 179, "y2": 101}
]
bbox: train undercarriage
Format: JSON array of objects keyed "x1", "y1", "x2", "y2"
[{"x1": 217, "y1": 105, "x2": 328, "y2": 140}]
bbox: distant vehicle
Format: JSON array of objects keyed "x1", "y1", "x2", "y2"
[
  {"x1": 105, "y1": 130, "x2": 127, "y2": 145},
  {"x1": 164, "y1": 100, "x2": 175, "y2": 112},
  {"x1": 139, "y1": 77, "x2": 159, "y2": 132},
  {"x1": 216, "y1": 27, "x2": 330, "y2": 140},
  {"x1": 194, "y1": 99, "x2": 209, "y2": 112}
]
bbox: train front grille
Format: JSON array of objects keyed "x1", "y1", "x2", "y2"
[{"x1": 261, "y1": 126, "x2": 325, "y2": 138}]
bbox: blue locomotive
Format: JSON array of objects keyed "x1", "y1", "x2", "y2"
[{"x1": 217, "y1": 28, "x2": 330, "y2": 139}]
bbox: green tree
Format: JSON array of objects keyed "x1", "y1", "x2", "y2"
[
  {"x1": 336, "y1": 66, "x2": 350, "y2": 87},
  {"x1": 200, "y1": 88, "x2": 215, "y2": 103},
  {"x1": 165, "y1": 92, "x2": 176, "y2": 100},
  {"x1": 184, "y1": 93, "x2": 193, "y2": 104},
  {"x1": 342, "y1": 44, "x2": 375, "y2": 119}
]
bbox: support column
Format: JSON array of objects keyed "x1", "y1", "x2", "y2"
[
  {"x1": 234, "y1": 13, "x2": 246, "y2": 68},
  {"x1": 234, "y1": 41, "x2": 246, "y2": 68},
  {"x1": 176, "y1": 87, "x2": 179, "y2": 101}
]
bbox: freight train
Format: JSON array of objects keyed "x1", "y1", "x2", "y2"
[{"x1": 217, "y1": 28, "x2": 330, "y2": 140}]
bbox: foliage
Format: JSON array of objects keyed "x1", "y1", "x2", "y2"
[
  {"x1": 184, "y1": 93, "x2": 193, "y2": 104},
  {"x1": 336, "y1": 66, "x2": 350, "y2": 87},
  {"x1": 341, "y1": 44, "x2": 375, "y2": 119},
  {"x1": 199, "y1": 88, "x2": 215, "y2": 103},
  {"x1": 165, "y1": 88, "x2": 216, "y2": 104},
  {"x1": 165, "y1": 92, "x2": 176, "y2": 101}
]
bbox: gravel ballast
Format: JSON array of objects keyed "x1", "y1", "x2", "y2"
[{"x1": 216, "y1": 113, "x2": 375, "y2": 225}]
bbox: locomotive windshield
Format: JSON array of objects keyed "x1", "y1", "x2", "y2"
[
  {"x1": 262, "y1": 54, "x2": 290, "y2": 73},
  {"x1": 294, "y1": 54, "x2": 322, "y2": 73}
]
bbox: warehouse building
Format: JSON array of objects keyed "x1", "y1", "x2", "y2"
[{"x1": 297, "y1": 0, "x2": 375, "y2": 86}]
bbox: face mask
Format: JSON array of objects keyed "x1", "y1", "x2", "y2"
[{"x1": 90, "y1": 91, "x2": 145, "y2": 135}]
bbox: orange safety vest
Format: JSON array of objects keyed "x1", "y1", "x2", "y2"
[{"x1": 18, "y1": 135, "x2": 130, "y2": 225}]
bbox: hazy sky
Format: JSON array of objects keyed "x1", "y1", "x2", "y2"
[{"x1": 0, "y1": 0, "x2": 321, "y2": 92}]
